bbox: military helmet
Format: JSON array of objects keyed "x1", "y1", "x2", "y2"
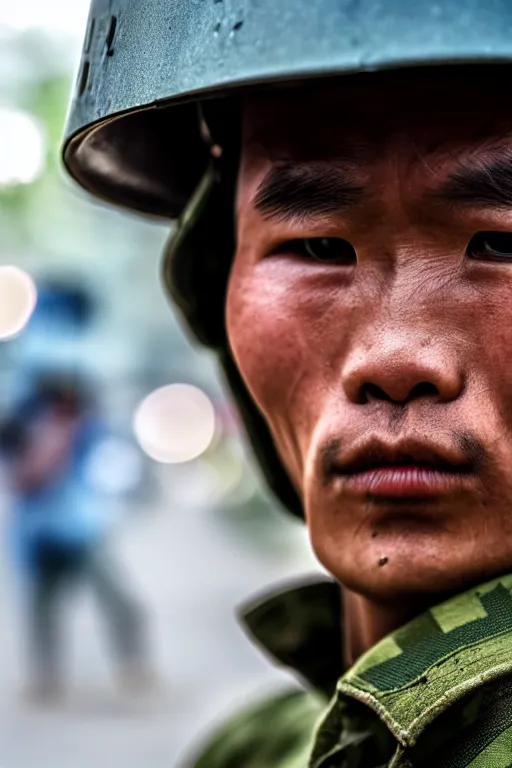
[{"x1": 63, "y1": 0, "x2": 512, "y2": 518}]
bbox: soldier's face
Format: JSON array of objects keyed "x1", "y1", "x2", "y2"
[{"x1": 228, "y1": 70, "x2": 512, "y2": 600}]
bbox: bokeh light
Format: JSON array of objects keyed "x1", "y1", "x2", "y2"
[
  {"x1": 133, "y1": 384, "x2": 216, "y2": 464},
  {"x1": 0, "y1": 0, "x2": 90, "y2": 36},
  {"x1": 0, "y1": 108, "x2": 45, "y2": 186},
  {"x1": 0, "y1": 266, "x2": 37, "y2": 339}
]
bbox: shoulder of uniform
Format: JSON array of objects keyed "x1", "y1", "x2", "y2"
[{"x1": 187, "y1": 688, "x2": 325, "y2": 768}]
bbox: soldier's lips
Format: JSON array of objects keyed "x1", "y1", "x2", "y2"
[
  {"x1": 329, "y1": 438, "x2": 475, "y2": 498},
  {"x1": 339, "y1": 465, "x2": 473, "y2": 498}
]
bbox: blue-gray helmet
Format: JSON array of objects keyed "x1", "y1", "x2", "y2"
[{"x1": 62, "y1": 0, "x2": 512, "y2": 517}]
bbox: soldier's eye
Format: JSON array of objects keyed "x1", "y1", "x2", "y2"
[
  {"x1": 467, "y1": 232, "x2": 512, "y2": 261},
  {"x1": 284, "y1": 238, "x2": 356, "y2": 264}
]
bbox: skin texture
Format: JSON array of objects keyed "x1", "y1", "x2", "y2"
[{"x1": 226, "y1": 69, "x2": 512, "y2": 661}]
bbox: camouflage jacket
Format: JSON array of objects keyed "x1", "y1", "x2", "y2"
[{"x1": 189, "y1": 574, "x2": 512, "y2": 768}]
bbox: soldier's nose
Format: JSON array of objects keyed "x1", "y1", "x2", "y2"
[{"x1": 342, "y1": 336, "x2": 463, "y2": 406}]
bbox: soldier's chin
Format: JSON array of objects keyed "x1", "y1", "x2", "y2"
[{"x1": 312, "y1": 525, "x2": 502, "y2": 603}]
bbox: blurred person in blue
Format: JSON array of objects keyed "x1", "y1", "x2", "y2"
[{"x1": 0, "y1": 282, "x2": 152, "y2": 702}]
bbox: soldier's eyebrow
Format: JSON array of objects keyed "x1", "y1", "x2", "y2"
[
  {"x1": 254, "y1": 161, "x2": 365, "y2": 221},
  {"x1": 432, "y1": 150, "x2": 512, "y2": 209}
]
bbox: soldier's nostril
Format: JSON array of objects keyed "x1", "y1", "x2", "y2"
[
  {"x1": 410, "y1": 382, "x2": 438, "y2": 399},
  {"x1": 362, "y1": 384, "x2": 391, "y2": 403}
]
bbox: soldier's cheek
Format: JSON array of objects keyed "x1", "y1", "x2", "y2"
[{"x1": 226, "y1": 262, "x2": 322, "y2": 441}]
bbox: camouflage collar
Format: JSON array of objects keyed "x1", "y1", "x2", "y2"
[
  {"x1": 312, "y1": 573, "x2": 512, "y2": 767},
  {"x1": 240, "y1": 573, "x2": 512, "y2": 767},
  {"x1": 239, "y1": 575, "x2": 344, "y2": 699}
]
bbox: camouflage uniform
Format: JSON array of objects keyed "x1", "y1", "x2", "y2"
[{"x1": 190, "y1": 574, "x2": 512, "y2": 768}]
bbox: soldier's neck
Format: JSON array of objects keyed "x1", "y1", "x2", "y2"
[{"x1": 342, "y1": 588, "x2": 439, "y2": 668}]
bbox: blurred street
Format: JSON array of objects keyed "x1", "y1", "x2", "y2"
[
  {"x1": 0, "y1": 4, "x2": 326, "y2": 767},
  {"x1": 0, "y1": 477, "x2": 321, "y2": 768}
]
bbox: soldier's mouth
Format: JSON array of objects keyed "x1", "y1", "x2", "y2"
[
  {"x1": 341, "y1": 465, "x2": 475, "y2": 498},
  {"x1": 330, "y1": 437, "x2": 475, "y2": 499}
]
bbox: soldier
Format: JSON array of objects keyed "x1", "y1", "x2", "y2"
[{"x1": 62, "y1": 2, "x2": 512, "y2": 766}]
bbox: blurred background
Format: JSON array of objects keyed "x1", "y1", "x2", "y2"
[{"x1": 0, "y1": 2, "x2": 323, "y2": 767}]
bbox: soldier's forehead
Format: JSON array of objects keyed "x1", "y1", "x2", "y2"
[{"x1": 241, "y1": 74, "x2": 512, "y2": 164}]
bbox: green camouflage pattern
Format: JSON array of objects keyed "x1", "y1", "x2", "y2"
[
  {"x1": 189, "y1": 573, "x2": 512, "y2": 768},
  {"x1": 240, "y1": 578, "x2": 343, "y2": 699},
  {"x1": 186, "y1": 577, "x2": 340, "y2": 768},
  {"x1": 187, "y1": 688, "x2": 325, "y2": 768},
  {"x1": 312, "y1": 573, "x2": 512, "y2": 767}
]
